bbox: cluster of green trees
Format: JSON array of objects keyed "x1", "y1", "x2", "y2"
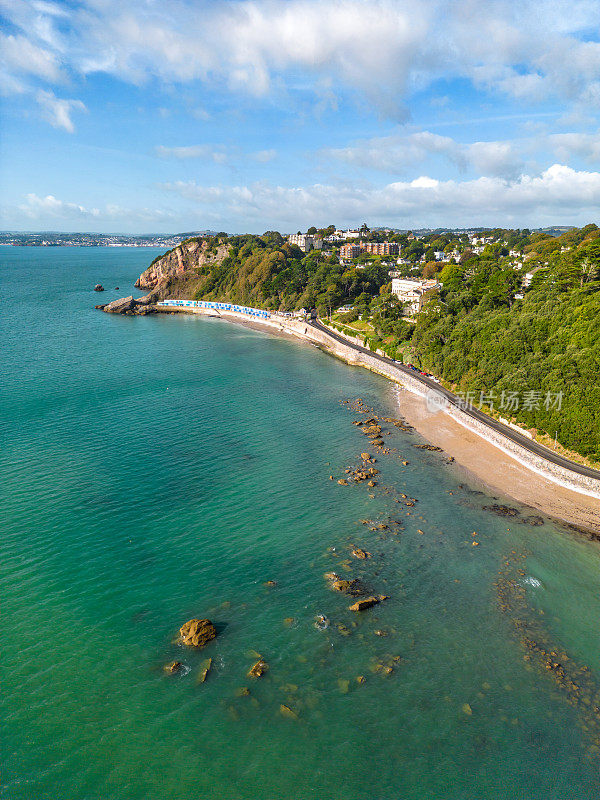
[
  {"x1": 180, "y1": 231, "x2": 390, "y2": 314},
  {"x1": 412, "y1": 226, "x2": 600, "y2": 460},
  {"x1": 159, "y1": 224, "x2": 599, "y2": 460}
]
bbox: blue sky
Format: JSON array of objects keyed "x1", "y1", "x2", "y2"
[{"x1": 1, "y1": 0, "x2": 600, "y2": 233}]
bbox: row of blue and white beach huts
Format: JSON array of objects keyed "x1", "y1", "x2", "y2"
[{"x1": 158, "y1": 299, "x2": 271, "y2": 319}]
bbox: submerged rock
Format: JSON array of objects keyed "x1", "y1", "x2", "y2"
[
  {"x1": 163, "y1": 661, "x2": 183, "y2": 674},
  {"x1": 349, "y1": 595, "x2": 388, "y2": 612},
  {"x1": 351, "y1": 548, "x2": 372, "y2": 560},
  {"x1": 197, "y1": 658, "x2": 212, "y2": 683},
  {"x1": 483, "y1": 504, "x2": 520, "y2": 518},
  {"x1": 280, "y1": 704, "x2": 299, "y2": 720},
  {"x1": 248, "y1": 659, "x2": 269, "y2": 678},
  {"x1": 522, "y1": 515, "x2": 545, "y2": 526},
  {"x1": 332, "y1": 578, "x2": 365, "y2": 596},
  {"x1": 325, "y1": 572, "x2": 367, "y2": 596},
  {"x1": 179, "y1": 618, "x2": 217, "y2": 648}
]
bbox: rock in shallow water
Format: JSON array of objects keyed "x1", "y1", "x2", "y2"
[
  {"x1": 483, "y1": 504, "x2": 520, "y2": 518},
  {"x1": 332, "y1": 578, "x2": 366, "y2": 596},
  {"x1": 248, "y1": 659, "x2": 269, "y2": 678},
  {"x1": 349, "y1": 595, "x2": 388, "y2": 612},
  {"x1": 163, "y1": 661, "x2": 183, "y2": 674},
  {"x1": 103, "y1": 295, "x2": 136, "y2": 314},
  {"x1": 197, "y1": 658, "x2": 212, "y2": 683},
  {"x1": 179, "y1": 618, "x2": 217, "y2": 647}
]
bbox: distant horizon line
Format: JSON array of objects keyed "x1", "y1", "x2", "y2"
[{"x1": 0, "y1": 224, "x2": 582, "y2": 238}]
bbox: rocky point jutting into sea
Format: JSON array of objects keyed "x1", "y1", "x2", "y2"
[{"x1": 96, "y1": 237, "x2": 232, "y2": 314}]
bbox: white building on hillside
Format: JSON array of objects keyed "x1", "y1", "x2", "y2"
[
  {"x1": 391, "y1": 278, "x2": 440, "y2": 315},
  {"x1": 287, "y1": 234, "x2": 323, "y2": 253}
]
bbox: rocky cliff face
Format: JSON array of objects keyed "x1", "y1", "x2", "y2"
[
  {"x1": 135, "y1": 238, "x2": 231, "y2": 291},
  {"x1": 97, "y1": 236, "x2": 232, "y2": 315}
]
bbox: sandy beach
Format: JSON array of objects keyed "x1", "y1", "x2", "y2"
[{"x1": 394, "y1": 385, "x2": 600, "y2": 538}]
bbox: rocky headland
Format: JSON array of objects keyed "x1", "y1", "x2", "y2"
[
  {"x1": 135, "y1": 237, "x2": 230, "y2": 293},
  {"x1": 96, "y1": 236, "x2": 232, "y2": 315}
]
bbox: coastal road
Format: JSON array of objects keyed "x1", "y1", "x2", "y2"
[{"x1": 309, "y1": 318, "x2": 600, "y2": 482}]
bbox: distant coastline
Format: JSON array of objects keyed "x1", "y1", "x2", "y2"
[{"x1": 0, "y1": 232, "x2": 215, "y2": 248}]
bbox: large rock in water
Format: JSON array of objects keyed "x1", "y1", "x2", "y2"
[
  {"x1": 103, "y1": 295, "x2": 136, "y2": 314},
  {"x1": 179, "y1": 618, "x2": 217, "y2": 647}
]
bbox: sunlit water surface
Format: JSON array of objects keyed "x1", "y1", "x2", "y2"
[{"x1": 2, "y1": 247, "x2": 599, "y2": 799}]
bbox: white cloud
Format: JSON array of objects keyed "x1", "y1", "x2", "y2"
[
  {"x1": 36, "y1": 89, "x2": 86, "y2": 132},
  {"x1": 325, "y1": 127, "x2": 600, "y2": 179},
  {"x1": 466, "y1": 141, "x2": 523, "y2": 179},
  {"x1": 0, "y1": 31, "x2": 64, "y2": 92},
  {"x1": 326, "y1": 132, "x2": 463, "y2": 172},
  {"x1": 2, "y1": 0, "x2": 600, "y2": 117},
  {"x1": 325, "y1": 131, "x2": 525, "y2": 178},
  {"x1": 13, "y1": 192, "x2": 177, "y2": 225},
  {"x1": 6, "y1": 164, "x2": 599, "y2": 231},
  {"x1": 160, "y1": 165, "x2": 600, "y2": 229},
  {"x1": 548, "y1": 133, "x2": 600, "y2": 163},
  {"x1": 154, "y1": 144, "x2": 277, "y2": 165},
  {"x1": 154, "y1": 144, "x2": 229, "y2": 163},
  {"x1": 192, "y1": 107, "x2": 212, "y2": 121},
  {"x1": 252, "y1": 149, "x2": 277, "y2": 163},
  {"x1": 19, "y1": 193, "x2": 96, "y2": 218}
]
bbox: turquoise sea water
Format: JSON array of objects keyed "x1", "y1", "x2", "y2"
[{"x1": 2, "y1": 247, "x2": 600, "y2": 800}]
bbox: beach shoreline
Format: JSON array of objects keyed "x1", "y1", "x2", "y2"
[
  {"x1": 392, "y1": 385, "x2": 600, "y2": 538},
  {"x1": 132, "y1": 305, "x2": 600, "y2": 536}
]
